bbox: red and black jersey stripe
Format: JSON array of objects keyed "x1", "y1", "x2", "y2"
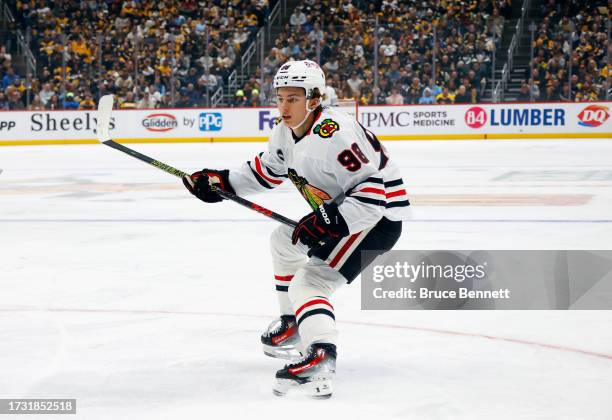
[
  {"x1": 248, "y1": 153, "x2": 287, "y2": 189},
  {"x1": 294, "y1": 296, "x2": 335, "y2": 326}
]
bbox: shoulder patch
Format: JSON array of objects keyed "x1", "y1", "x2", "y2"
[{"x1": 313, "y1": 118, "x2": 339, "y2": 139}]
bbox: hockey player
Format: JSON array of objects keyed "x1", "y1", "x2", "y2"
[{"x1": 183, "y1": 60, "x2": 410, "y2": 398}]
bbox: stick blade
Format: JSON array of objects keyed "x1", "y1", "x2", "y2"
[{"x1": 97, "y1": 94, "x2": 114, "y2": 142}]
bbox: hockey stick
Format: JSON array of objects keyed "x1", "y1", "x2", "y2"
[{"x1": 96, "y1": 94, "x2": 298, "y2": 228}]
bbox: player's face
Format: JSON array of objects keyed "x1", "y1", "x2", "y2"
[{"x1": 276, "y1": 87, "x2": 307, "y2": 127}]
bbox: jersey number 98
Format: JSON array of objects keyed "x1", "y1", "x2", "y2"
[
  {"x1": 337, "y1": 143, "x2": 369, "y2": 172},
  {"x1": 337, "y1": 125, "x2": 388, "y2": 172}
]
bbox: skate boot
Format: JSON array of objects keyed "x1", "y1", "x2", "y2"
[
  {"x1": 261, "y1": 315, "x2": 302, "y2": 360},
  {"x1": 273, "y1": 343, "x2": 336, "y2": 399}
]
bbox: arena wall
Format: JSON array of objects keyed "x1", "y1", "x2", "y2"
[{"x1": 0, "y1": 102, "x2": 609, "y2": 146}]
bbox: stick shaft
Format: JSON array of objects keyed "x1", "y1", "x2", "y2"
[{"x1": 101, "y1": 140, "x2": 298, "y2": 228}]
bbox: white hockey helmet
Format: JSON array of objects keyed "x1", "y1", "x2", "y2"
[{"x1": 273, "y1": 60, "x2": 326, "y2": 99}]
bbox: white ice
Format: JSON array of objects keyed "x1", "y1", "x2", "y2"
[{"x1": 1, "y1": 140, "x2": 612, "y2": 419}]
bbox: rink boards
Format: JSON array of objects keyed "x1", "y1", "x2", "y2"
[{"x1": 0, "y1": 101, "x2": 610, "y2": 145}]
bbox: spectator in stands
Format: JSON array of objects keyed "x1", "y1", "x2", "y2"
[
  {"x1": 289, "y1": 7, "x2": 307, "y2": 28},
  {"x1": 79, "y1": 93, "x2": 96, "y2": 110},
  {"x1": 385, "y1": 87, "x2": 404, "y2": 105},
  {"x1": 186, "y1": 83, "x2": 203, "y2": 107},
  {"x1": 2, "y1": 67, "x2": 19, "y2": 90},
  {"x1": 469, "y1": 87, "x2": 481, "y2": 104},
  {"x1": 8, "y1": 90, "x2": 24, "y2": 110},
  {"x1": 379, "y1": 34, "x2": 397, "y2": 58},
  {"x1": 242, "y1": 82, "x2": 256, "y2": 104},
  {"x1": 47, "y1": 94, "x2": 61, "y2": 110},
  {"x1": 534, "y1": 0, "x2": 608, "y2": 101},
  {"x1": 359, "y1": 85, "x2": 374, "y2": 105},
  {"x1": 402, "y1": 77, "x2": 419, "y2": 103},
  {"x1": 149, "y1": 86, "x2": 163, "y2": 107},
  {"x1": 12, "y1": 0, "x2": 272, "y2": 107},
  {"x1": 233, "y1": 89, "x2": 248, "y2": 107},
  {"x1": 259, "y1": 74, "x2": 275, "y2": 106},
  {"x1": 559, "y1": 83, "x2": 573, "y2": 101},
  {"x1": 199, "y1": 72, "x2": 218, "y2": 93},
  {"x1": 0, "y1": 92, "x2": 9, "y2": 110},
  {"x1": 517, "y1": 83, "x2": 531, "y2": 101},
  {"x1": 528, "y1": 78, "x2": 540, "y2": 101},
  {"x1": 454, "y1": 85, "x2": 471, "y2": 103},
  {"x1": 322, "y1": 78, "x2": 338, "y2": 106},
  {"x1": 373, "y1": 78, "x2": 389, "y2": 104},
  {"x1": 308, "y1": 22, "x2": 325, "y2": 46},
  {"x1": 418, "y1": 87, "x2": 435, "y2": 104},
  {"x1": 427, "y1": 80, "x2": 442, "y2": 99},
  {"x1": 347, "y1": 71, "x2": 364, "y2": 98},
  {"x1": 0, "y1": 45, "x2": 11, "y2": 67},
  {"x1": 39, "y1": 83, "x2": 55, "y2": 107},
  {"x1": 28, "y1": 95, "x2": 45, "y2": 110},
  {"x1": 21, "y1": 0, "x2": 574, "y2": 105},
  {"x1": 62, "y1": 92, "x2": 80, "y2": 109},
  {"x1": 436, "y1": 87, "x2": 455, "y2": 104},
  {"x1": 542, "y1": 82, "x2": 560, "y2": 101},
  {"x1": 322, "y1": 55, "x2": 339, "y2": 74},
  {"x1": 137, "y1": 89, "x2": 157, "y2": 109},
  {"x1": 249, "y1": 89, "x2": 262, "y2": 106},
  {"x1": 6, "y1": 77, "x2": 26, "y2": 99},
  {"x1": 176, "y1": 88, "x2": 192, "y2": 108}
]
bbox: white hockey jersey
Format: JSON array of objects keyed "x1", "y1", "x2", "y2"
[{"x1": 229, "y1": 107, "x2": 411, "y2": 234}]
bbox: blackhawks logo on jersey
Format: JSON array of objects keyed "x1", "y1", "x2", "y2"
[
  {"x1": 288, "y1": 169, "x2": 331, "y2": 210},
  {"x1": 313, "y1": 118, "x2": 339, "y2": 138}
]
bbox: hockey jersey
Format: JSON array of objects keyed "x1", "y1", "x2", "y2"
[{"x1": 228, "y1": 106, "x2": 411, "y2": 234}]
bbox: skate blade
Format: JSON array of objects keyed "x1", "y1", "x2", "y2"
[
  {"x1": 273, "y1": 378, "x2": 332, "y2": 399},
  {"x1": 262, "y1": 344, "x2": 303, "y2": 360}
]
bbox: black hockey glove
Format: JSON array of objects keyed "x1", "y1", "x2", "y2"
[
  {"x1": 183, "y1": 169, "x2": 235, "y2": 203},
  {"x1": 291, "y1": 202, "x2": 349, "y2": 248}
]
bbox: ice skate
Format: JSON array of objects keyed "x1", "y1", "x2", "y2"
[
  {"x1": 273, "y1": 343, "x2": 336, "y2": 399},
  {"x1": 261, "y1": 315, "x2": 302, "y2": 360}
]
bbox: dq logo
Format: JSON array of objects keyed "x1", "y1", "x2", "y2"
[
  {"x1": 465, "y1": 106, "x2": 487, "y2": 129},
  {"x1": 313, "y1": 118, "x2": 339, "y2": 138},
  {"x1": 577, "y1": 105, "x2": 609, "y2": 127}
]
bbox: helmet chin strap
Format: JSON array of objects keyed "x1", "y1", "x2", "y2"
[{"x1": 290, "y1": 99, "x2": 319, "y2": 131}]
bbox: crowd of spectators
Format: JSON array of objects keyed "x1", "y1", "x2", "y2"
[
  {"x1": 0, "y1": 0, "x2": 270, "y2": 110},
  {"x1": 1, "y1": 0, "x2": 609, "y2": 110},
  {"x1": 235, "y1": 0, "x2": 514, "y2": 106},
  {"x1": 519, "y1": 0, "x2": 609, "y2": 102}
]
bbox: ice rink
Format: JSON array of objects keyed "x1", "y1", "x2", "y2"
[{"x1": 1, "y1": 139, "x2": 612, "y2": 419}]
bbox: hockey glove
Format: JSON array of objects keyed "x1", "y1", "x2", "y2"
[
  {"x1": 291, "y1": 202, "x2": 349, "y2": 248},
  {"x1": 183, "y1": 169, "x2": 235, "y2": 203}
]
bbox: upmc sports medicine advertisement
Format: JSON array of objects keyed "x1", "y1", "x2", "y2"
[
  {"x1": 0, "y1": 102, "x2": 609, "y2": 145},
  {"x1": 357, "y1": 102, "x2": 611, "y2": 138}
]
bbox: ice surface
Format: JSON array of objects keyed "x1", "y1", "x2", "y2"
[{"x1": 1, "y1": 140, "x2": 611, "y2": 419}]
